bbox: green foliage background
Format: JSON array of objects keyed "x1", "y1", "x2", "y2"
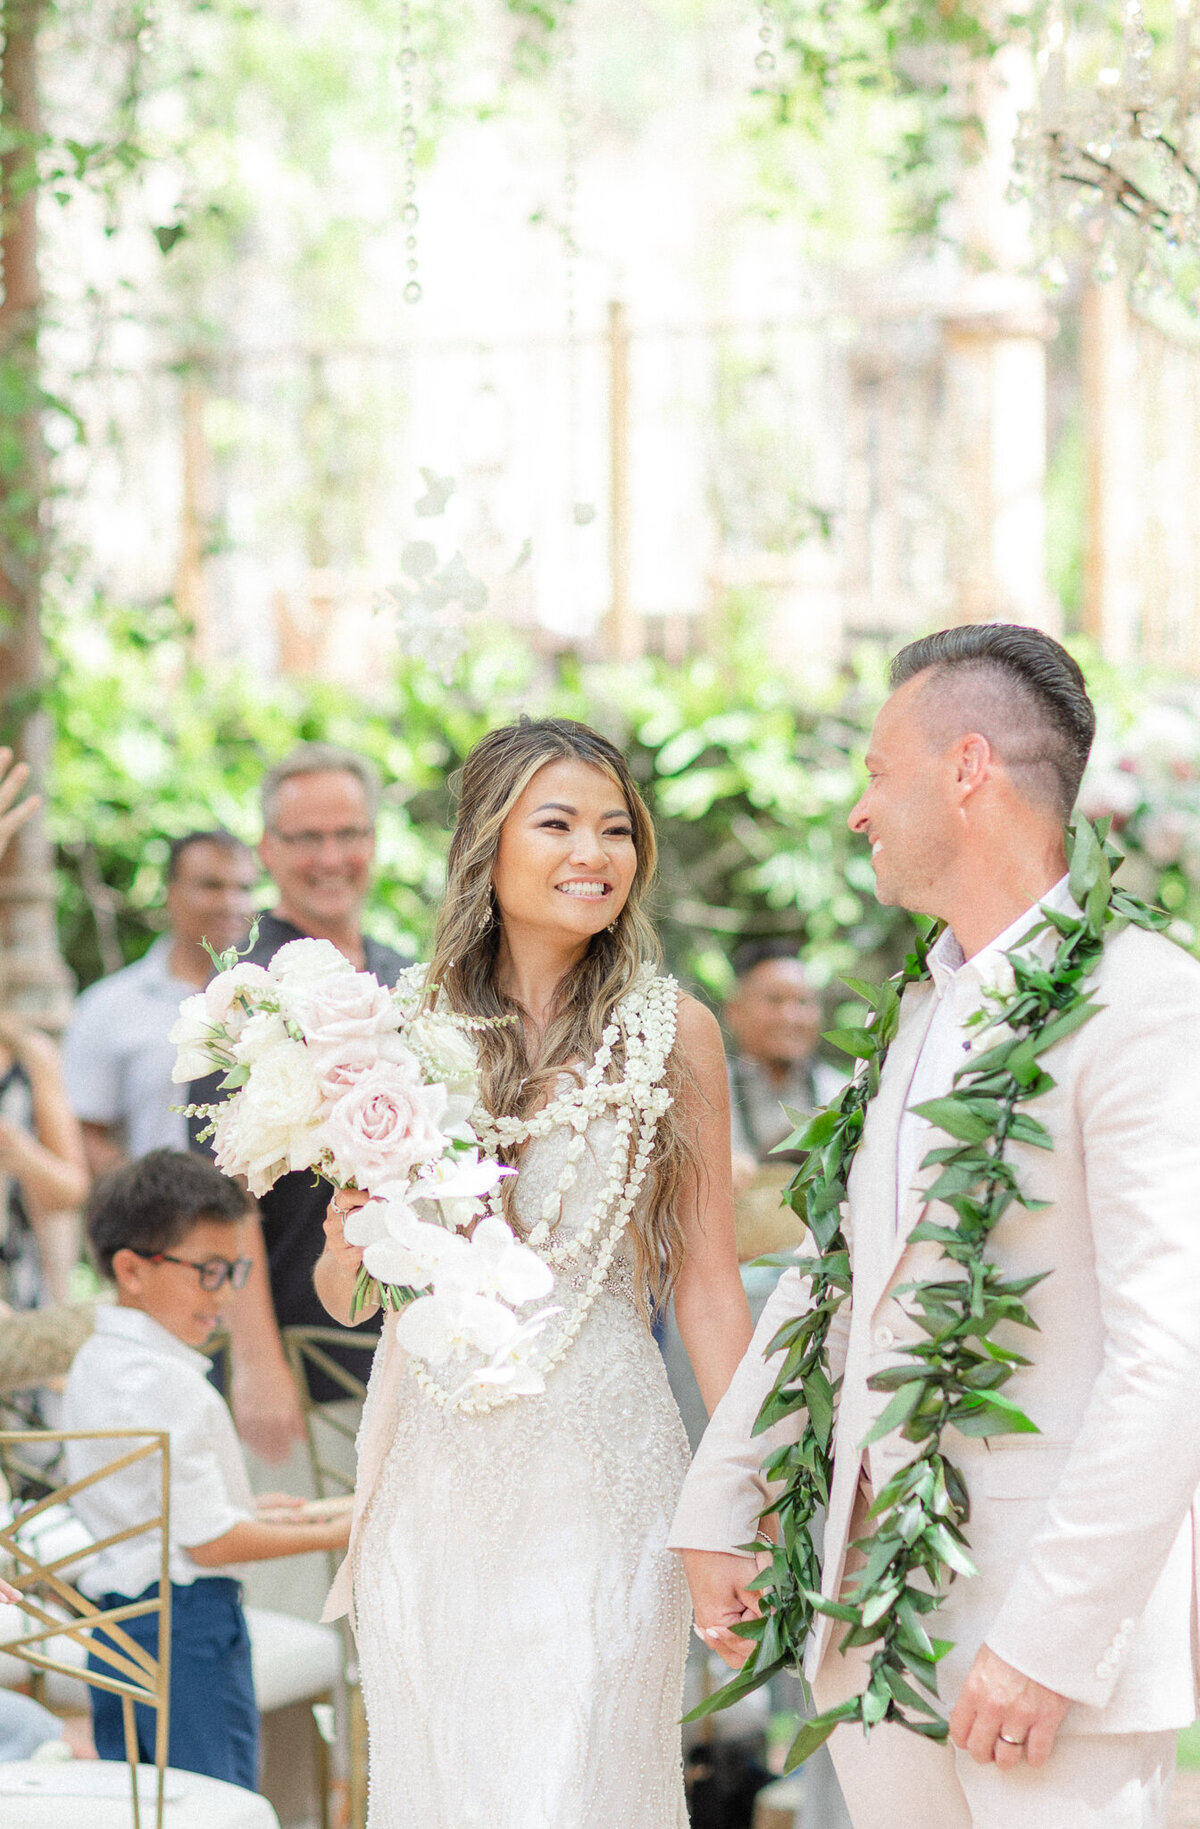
[{"x1": 48, "y1": 595, "x2": 1200, "y2": 1011}]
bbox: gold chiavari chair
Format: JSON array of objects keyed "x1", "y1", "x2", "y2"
[{"x1": 0, "y1": 1426, "x2": 171, "y2": 1829}]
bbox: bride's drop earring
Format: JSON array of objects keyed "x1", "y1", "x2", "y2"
[{"x1": 480, "y1": 895, "x2": 496, "y2": 939}]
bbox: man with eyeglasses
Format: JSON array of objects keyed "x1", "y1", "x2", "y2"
[{"x1": 189, "y1": 743, "x2": 410, "y2": 1482}]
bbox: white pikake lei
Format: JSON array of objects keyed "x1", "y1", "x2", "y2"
[{"x1": 409, "y1": 965, "x2": 678, "y2": 1417}]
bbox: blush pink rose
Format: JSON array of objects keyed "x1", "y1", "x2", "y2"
[
  {"x1": 323, "y1": 1063, "x2": 449, "y2": 1188},
  {"x1": 315, "y1": 1037, "x2": 422, "y2": 1107},
  {"x1": 281, "y1": 970, "x2": 398, "y2": 1053}
]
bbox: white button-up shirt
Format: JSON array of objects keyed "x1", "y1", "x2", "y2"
[
  {"x1": 62, "y1": 1306, "x2": 254, "y2": 1598},
  {"x1": 62, "y1": 937, "x2": 197, "y2": 1157},
  {"x1": 894, "y1": 877, "x2": 1074, "y2": 1228}
]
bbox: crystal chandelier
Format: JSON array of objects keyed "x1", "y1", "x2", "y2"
[{"x1": 1014, "y1": 0, "x2": 1200, "y2": 303}]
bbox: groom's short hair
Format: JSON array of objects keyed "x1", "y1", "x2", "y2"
[{"x1": 889, "y1": 623, "x2": 1095, "y2": 822}]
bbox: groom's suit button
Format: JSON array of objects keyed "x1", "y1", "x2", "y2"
[{"x1": 874, "y1": 1326, "x2": 895, "y2": 1349}]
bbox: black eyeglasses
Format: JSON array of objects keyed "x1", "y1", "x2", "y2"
[{"x1": 131, "y1": 1251, "x2": 253, "y2": 1292}]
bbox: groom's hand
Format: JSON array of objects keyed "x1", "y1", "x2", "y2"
[
  {"x1": 949, "y1": 1643, "x2": 1071, "y2": 1768},
  {"x1": 680, "y1": 1548, "x2": 766, "y2": 1670}
]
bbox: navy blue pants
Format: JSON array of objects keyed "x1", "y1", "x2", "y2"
[{"x1": 89, "y1": 1576, "x2": 258, "y2": 1791}]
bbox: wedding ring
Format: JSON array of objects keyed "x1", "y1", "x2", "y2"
[{"x1": 997, "y1": 1732, "x2": 1027, "y2": 1748}]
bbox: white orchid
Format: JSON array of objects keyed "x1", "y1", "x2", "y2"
[
  {"x1": 469, "y1": 1306, "x2": 561, "y2": 1396},
  {"x1": 353, "y1": 1195, "x2": 471, "y2": 1290},
  {"x1": 395, "y1": 1287, "x2": 522, "y2": 1364},
  {"x1": 439, "y1": 1213, "x2": 554, "y2": 1307},
  {"x1": 409, "y1": 1150, "x2": 514, "y2": 1228}
]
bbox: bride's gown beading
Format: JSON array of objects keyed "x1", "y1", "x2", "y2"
[{"x1": 352, "y1": 1109, "x2": 692, "y2": 1829}]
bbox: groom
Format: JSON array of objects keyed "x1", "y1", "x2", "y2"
[{"x1": 671, "y1": 623, "x2": 1200, "y2": 1829}]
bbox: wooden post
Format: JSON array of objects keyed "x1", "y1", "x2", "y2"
[
  {"x1": 0, "y1": 0, "x2": 70, "y2": 1025},
  {"x1": 605, "y1": 300, "x2": 640, "y2": 660}
]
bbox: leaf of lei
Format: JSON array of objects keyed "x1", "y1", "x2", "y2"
[{"x1": 685, "y1": 819, "x2": 1170, "y2": 1766}]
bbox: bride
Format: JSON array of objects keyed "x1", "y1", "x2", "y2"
[{"x1": 316, "y1": 716, "x2": 753, "y2": 1829}]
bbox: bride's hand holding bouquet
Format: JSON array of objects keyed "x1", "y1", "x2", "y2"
[{"x1": 171, "y1": 934, "x2": 557, "y2": 1402}]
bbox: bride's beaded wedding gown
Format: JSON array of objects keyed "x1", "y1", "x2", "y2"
[{"x1": 351, "y1": 1114, "x2": 692, "y2": 1829}]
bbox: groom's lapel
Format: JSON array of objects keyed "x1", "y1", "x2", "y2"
[{"x1": 850, "y1": 979, "x2": 938, "y2": 1312}]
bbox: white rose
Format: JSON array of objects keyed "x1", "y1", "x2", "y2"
[
  {"x1": 214, "y1": 1044, "x2": 328, "y2": 1194},
  {"x1": 269, "y1": 937, "x2": 355, "y2": 984},
  {"x1": 169, "y1": 994, "x2": 218, "y2": 1083},
  {"x1": 323, "y1": 1064, "x2": 449, "y2": 1188},
  {"x1": 232, "y1": 1010, "x2": 292, "y2": 1065},
  {"x1": 281, "y1": 969, "x2": 400, "y2": 1053},
  {"x1": 203, "y1": 962, "x2": 274, "y2": 1028},
  {"x1": 405, "y1": 1015, "x2": 478, "y2": 1082}
]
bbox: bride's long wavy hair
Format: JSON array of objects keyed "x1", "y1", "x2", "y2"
[{"x1": 429, "y1": 717, "x2": 694, "y2": 1311}]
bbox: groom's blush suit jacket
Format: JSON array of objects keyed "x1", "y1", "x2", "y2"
[{"x1": 670, "y1": 910, "x2": 1200, "y2": 1734}]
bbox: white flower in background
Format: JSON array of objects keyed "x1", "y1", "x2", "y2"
[
  {"x1": 203, "y1": 962, "x2": 274, "y2": 1027},
  {"x1": 232, "y1": 1010, "x2": 291, "y2": 1065},
  {"x1": 280, "y1": 969, "x2": 398, "y2": 1052},
  {"x1": 409, "y1": 1151, "x2": 514, "y2": 1229},
  {"x1": 395, "y1": 1288, "x2": 521, "y2": 1364},
  {"x1": 1077, "y1": 766, "x2": 1141, "y2": 824},
  {"x1": 270, "y1": 937, "x2": 355, "y2": 985},
  {"x1": 1139, "y1": 808, "x2": 1188, "y2": 867},
  {"x1": 169, "y1": 994, "x2": 223, "y2": 1082},
  {"x1": 1123, "y1": 704, "x2": 1200, "y2": 777},
  {"x1": 439, "y1": 1213, "x2": 554, "y2": 1306},
  {"x1": 405, "y1": 1015, "x2": 478, "y2": 1083},
  {"x1": 323, "y1": 1064, "x2": 449, "y2": 1187}
]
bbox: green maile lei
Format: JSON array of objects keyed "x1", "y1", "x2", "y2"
[{"x1": 690, "y1": 819, "x2": 1168, "y2": 1771}]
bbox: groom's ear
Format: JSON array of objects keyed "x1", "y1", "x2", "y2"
[{"x1": 952, "y1": 732, "x2": 993, "y2": 801}]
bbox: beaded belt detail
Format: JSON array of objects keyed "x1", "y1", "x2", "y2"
[{"x1": 559, "y1": 1257, "x2": 637, "y2": 1302}]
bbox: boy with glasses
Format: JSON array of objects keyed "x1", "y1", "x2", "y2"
[{"x1": 62, "y1": 1149, "x2": 350, "y2": 1789}]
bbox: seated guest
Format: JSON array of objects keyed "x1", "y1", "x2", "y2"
[
  {"x1": 0, "y1": 1014, "x2": 89, "y2": 1307},
  {"x1": 62, "y1": 1150, "x2": 349, "y2": 1790},
  {"x1": 723, "y1": 941, "x2": 844, "y2": 1262},
  {"x1": 63, "y1": 830, "x2": 257, "y2": 1179}
]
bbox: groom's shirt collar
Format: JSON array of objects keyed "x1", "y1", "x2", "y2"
[{"x1": 926, "y1": 875, "x2": 1074, "y2": 998}]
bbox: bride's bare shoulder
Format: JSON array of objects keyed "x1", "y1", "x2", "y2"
[{"x1": 672, "y1": 990, "x2": 726, "y2": 1068}]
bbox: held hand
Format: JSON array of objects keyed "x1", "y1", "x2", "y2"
[
  {"x1": 232, "y1": 1354, "x2": 306, "y2": 1467},
  {"x1": 949, "y1": 1643, "x2": 1071, "y2": 1769},
  {"x1": 0, "y1": 1577, "x2": 21, "y2": 1605},
  {"x1": 680, "y1": 1548, "x2": 769, "y2": 1670}
]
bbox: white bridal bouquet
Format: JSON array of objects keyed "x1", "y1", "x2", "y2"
[{"x1": 170, "y1": 937, "x2": 556, "y2": 1399}]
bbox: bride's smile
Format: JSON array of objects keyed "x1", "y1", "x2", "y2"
[{"x1": 491, "y1": 756, "x2": 638, "y2": 941}]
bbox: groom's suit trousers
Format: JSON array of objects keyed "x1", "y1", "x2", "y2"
[{"x1": 813, "y1": 1634, "x2": 1175, "y2": 1829}]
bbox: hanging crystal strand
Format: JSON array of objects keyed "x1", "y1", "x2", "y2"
[
  {"x1": 755, "y1": 0, "x2": 777, "y2": 76},
  {"x1": 559, "y1": 0, "x2": 594, "y2": 526},
  {"x1": 399, "y1": 1, "x2": 422, "y2": 305}
]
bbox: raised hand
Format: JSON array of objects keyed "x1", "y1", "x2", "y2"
[{"x1": 0, "y1": 748, "x2": 40, "y2": 863}]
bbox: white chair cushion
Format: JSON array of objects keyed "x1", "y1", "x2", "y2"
[
  {"x1": 0, "y1": 1759, "x2": 280, "y2": 1826},
  {"x1": 245, "y1": 1608, "x2": 340, "y2": 1714}
]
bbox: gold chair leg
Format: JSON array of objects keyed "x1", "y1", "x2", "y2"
[{"x1": 348, "y1": 1676, "x2": 368, "y2": 1829}]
